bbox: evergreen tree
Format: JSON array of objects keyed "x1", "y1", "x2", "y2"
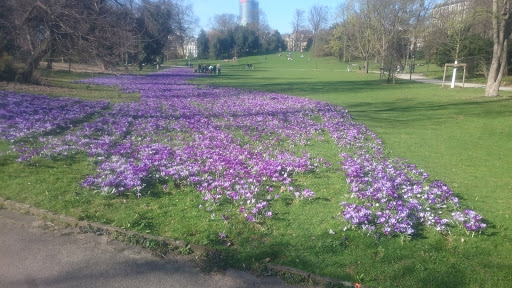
[{"x1": 197, "y1": 29, "x2": 209, "y2": 59}]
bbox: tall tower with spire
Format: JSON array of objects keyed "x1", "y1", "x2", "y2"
[{"x1": 239, "y1": 0, "x2": 259, "y2": 27}]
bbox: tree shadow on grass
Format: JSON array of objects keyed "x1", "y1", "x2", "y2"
[
  {"x1": 200, "y1": 237, "x2": 322, "y2": 284},
  {"x1": 206, "y1": 78, "x2": 386, "y2": 97},
  {"x1": 199, "y1": 72, "x2": 512, "y2": 128},
  {"x1": 390, "y1": 259, "x2": 469, "y2": 288},
  {"x1": 0, "y1": 153, "x2": 17, "y2": 168},
  {"x1": 346, "y1": 96, "x2": 512, "y2": 128}
]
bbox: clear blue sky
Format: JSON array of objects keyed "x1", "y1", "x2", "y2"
[{"x1": 192, "y1": 0, "x2": 338, "y2": 36}]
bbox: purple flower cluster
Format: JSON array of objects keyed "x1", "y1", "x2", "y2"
[
  {"x1": 452, "y1": 210, "x2": 487, "y2": 232},
  {"x1": 12, "y1": 69, "x2": 327, "y2": 221},
  {"x1": 320, "y1": 105, "x2": 486, "y2": 235},
  {"x1": 0, "y1": 91, "x2": 109, "y2": 141},
  {"x1": 4, "y1": 68, "x2": 486, "y2": 233}
]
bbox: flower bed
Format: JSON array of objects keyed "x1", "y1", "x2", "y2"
[
  {"x1": 0, "y1": 91, "x2": 109, "y2": 141},
  {"x1": 1, "y1": 68, "x2": 486, "y2": 236}
]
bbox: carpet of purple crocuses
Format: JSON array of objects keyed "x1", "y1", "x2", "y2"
[{"x1": 0, "y1": 68, "x2": 486, "y2": 236}]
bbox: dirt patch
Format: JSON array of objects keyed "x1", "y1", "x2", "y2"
[
  {"x1": 0, "y1": 61, "x2": 130, "y2": 97},
  {"x1": 0, "y1": 81, "x2": 83, "y2": 97},
  {"x1": 43, "y1": 61, "x2": 128, "y2": 74}
]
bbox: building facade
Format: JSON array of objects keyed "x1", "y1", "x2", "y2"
[
  {"x1": 185, "y1": 37, "x2": 197, "y2": 58},
  {"x1": 239, "y1": 0, "x2": 259, "y2": 27},
  {"x1": 432, "y1": 0, "x2": 469, "y2": 23},
  {"x1": 285, "y1": 30, "x2": 314, "y2": 52}
]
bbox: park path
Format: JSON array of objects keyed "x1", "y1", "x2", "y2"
[
  {"x1": 0, "y1": 208, "x2": 309, "y2": 288},
  {"x1": 395, "y1": 73, "x2": 512, "y2": 91}
]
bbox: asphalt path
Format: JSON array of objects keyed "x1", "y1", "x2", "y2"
[
  {"x1": 395, "y1": 72, "x2": 512, "y2": 91},
  {"x1": 0, "y1": 209, "x2": 306, "y2": 288}
]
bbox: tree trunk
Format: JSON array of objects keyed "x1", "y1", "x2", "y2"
[
  {"x1": 343, "y1": 35, "x2": 347, "y2": 62},
  {"x1": 486, "y1": 39, "x2": 507, "y2": 96},
  {"x1": 18, "y1": 52, "x2": 44, "y2": 83},
  {"x1": 17, "y1": 36, "x2": 51, "y2": 83},
  {"x1": 485, "y1": 0, "x2": 512, "y2": 97}
]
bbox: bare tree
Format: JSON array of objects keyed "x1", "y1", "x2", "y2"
[
  {"x1": 0, "y1": 1, "x2": 15, "y2": 54},
  {"x1": 308, "y1": 4, "x2": 329, "y2": 47},
  {"x1": 359, "y1": 0, "x2": 426, "y2": 82},
  {"x1": 212, "y1": 13, "x2": 238, "y2": 31},
  {"x1": 326, "y1": 24, "x2": 347, "y2": 61},
  {"x1": 258, "y1": 8, "x2": 271, "y2": 33},
  {"x1": 340, "y1": 0, "x2": 378, "y2": 73},
  {"x1": 291, "y1": 9, "x2": 306, "y2": 33},
  {"x1": 2, "y1": 0, "x2": 141, "y2": 81},
  {"x1": 429, "y1": 0, "x2": 474, "y2": 65},
  {"x1": 167, "y1": 1, "x2": 197, "y2": 57},
  {"x1": 0, "y1": 0, "x2": 200, "y2": 80},
  {"x1": 485, "y1": 0, "x2": 512, "y2": 96},
  {"x1": 326, "y1": 2, "x2": 351, "y2": 61},
  {"x1": 83, "y1": 1, "x2": 138, "y2": 69},
  {"x1": 290, "y1": 9, "x2": 306, "y2": 51},
  {"x1": 15, "y1": 0, "x2": 99, "y2": 80},
  {"x1": 407, "y1": 0, "x2": 434, "y2": 68}
]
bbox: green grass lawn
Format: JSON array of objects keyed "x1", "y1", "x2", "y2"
[
  {"x1": 192, "y1": 53, "x2": 512, "y2": 286},
  {"x1": 1, "y1": 54, "x2": 512, "y2": 287}
]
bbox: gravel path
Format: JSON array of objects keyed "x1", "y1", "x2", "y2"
[{"x1": 395, "y1": 73, "x2": 512, "y2": 91}]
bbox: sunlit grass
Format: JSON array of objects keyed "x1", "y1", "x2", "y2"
[
  {"x1": 1, "y1": 56, "x2": 511, "y2": 287},
  {"x1": 191, "y1": 53, "x2": 512, "y2": 287}
]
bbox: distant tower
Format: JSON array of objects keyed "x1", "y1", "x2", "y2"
[{"x1": 239, "y1": 0, "x2": 259, "y2": 26}]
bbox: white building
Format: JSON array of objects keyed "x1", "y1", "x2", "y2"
[{"x1": 185, "y1": 37, "x2": 197, "y2": 58}]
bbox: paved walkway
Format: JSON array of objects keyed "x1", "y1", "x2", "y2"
[
  {"x1": 395, "y1": 73, "x2": 512, "y2": 92},
  {"x1": 0, "y1": 209, "x2": 308, "y2": 288}
]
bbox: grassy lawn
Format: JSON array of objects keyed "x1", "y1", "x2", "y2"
[
  {"x1": 192, "y1": 53, "x2": 512, "y2": 286},
  {"x1": 1, "y1": 54, "x2": 512, "y2": 287}
]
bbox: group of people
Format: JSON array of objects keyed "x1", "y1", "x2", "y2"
[
  {"x1": 277, "y1": 53, "x2": 310, "y2": 61},
  {"x1": 194, "y1": 63, "x2": 221, "y2": 75}
]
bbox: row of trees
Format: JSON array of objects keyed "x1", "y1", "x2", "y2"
[
  {"x1": 196, "y1": 14, "x2": 287, "y2": 60},
  {"x1": 196, "y1": 5, "x2": 332, "y2": 61},
  {"x1": 325, "y1": 0, "x2": 432, "y2": 82},
  {"x1": 0, "y1": 0, "x2": 196, "y2": 82},
  {"x1": 288, "y1": 6, "x2": 330, "y2": 53},
  {"x1": 319, "y1": 0, "x2": 511, "y2": 96},
  {"x1": 1, "y1": 0, "x2": 510, "y2": 96}
]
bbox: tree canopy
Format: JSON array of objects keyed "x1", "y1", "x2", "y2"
[
  {"x1": 198, "y1": 21, "x2": 286, "y2": 60},
  {"x1": 0, "y1": 0, "x2": 196, "y2": 82}
]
